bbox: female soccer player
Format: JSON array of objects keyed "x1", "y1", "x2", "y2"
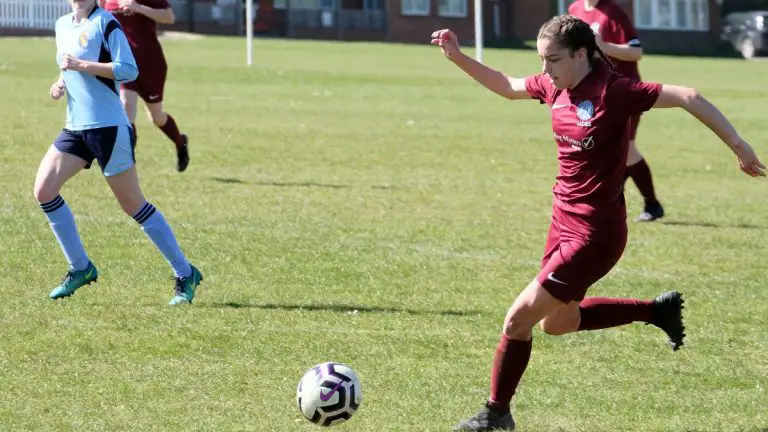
[
  {"x1": 569, "y1": 0, "x2": 663, "y2": 221},
  {"x1": 430, "y1": 15, "x2": 765, "y2": 431},
  {"x1": 39, "y1": 0, "x2": 202, "y2": 305},
  {"x1": 101, "y1": 0, "x2": 190, "y2": 172}
]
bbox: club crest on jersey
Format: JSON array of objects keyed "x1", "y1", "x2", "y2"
[
  {"x1": 576, "y1": 100, "x2": 594, "y2": 127},
  {"x1": 79, "y1": 31, "x2": 88, "y2": 48}
]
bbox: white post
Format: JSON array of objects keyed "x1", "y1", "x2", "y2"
[
  {"x1": 474, "y1": 0, "x2": 483, "y2": 63},
  {"x1": 246, "y1": 0, "x2": 254, "y2": 66}
]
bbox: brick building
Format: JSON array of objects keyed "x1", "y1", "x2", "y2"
[{"x1": 0, "y1": 0, "x2": 745, "y2": 55}]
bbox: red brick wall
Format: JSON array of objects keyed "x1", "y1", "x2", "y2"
[
  {"x1": 387, "y1": 0, "x2": 476, "y2": 44},
  {"x1": 511, "y1": 0, "x2": 554, "y2": 40}
]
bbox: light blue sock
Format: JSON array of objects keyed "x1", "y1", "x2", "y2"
[
  {"x1": 133, "y1": 202, "x2": 191, "y2": 278},
  {"x1": 40, "y1": 195, "x2": 90, "y2": 271}
]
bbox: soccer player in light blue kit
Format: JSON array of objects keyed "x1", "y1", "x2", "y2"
[{"x1": 36, "y1": 0, "x2": 202, "y2": 305}]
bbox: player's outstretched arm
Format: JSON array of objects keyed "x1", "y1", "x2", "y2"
[
  {"x1": 430, "y1": 29, "x2": 532, "y2": 101},
  {"x1": 654, "y1": 84, "x2": 765, "y2": 177}
]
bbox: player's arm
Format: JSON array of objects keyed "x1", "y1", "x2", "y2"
[
  {"x1": 431, "y1": 29, "x2": 532, "y2": 100},
  {"x1": 654, "y1": 85, "x2": 765, "y2": 177},
  {"x1": 60, "y1": 21, "x2": 138, "y2": 82},
  {"x1": 126, "y1": 1, "x2": 175, "y2": 24},
  {"x1": 597, "y1": 9, "x2": 643, "y2": 62},
  {"x1": 596, "y1": 38, "x2": 643, "y2": 62},
  {"x1": 450, "y1": 52, "x2": 531, "y2": 100}
]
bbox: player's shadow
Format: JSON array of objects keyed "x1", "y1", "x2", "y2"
[
  {"x1": 210, "y1": 177, "x2": 394, "y2": 190},
  {"x1": 210, "y1": 302, "x2": 482, "y2": 317},
  {"x1": 660, "y1": 220, "x2": 766, "y2": 230}
]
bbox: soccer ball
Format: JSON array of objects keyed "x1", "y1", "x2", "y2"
[{"x1": 296, "y1": 362, "x2": 362, "y2": 427}]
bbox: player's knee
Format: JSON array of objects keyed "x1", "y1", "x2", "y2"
[
  {"x1": 33, "y1": 182, "x2": 59, "y2": 204},
  {"x1": 148, "y1": 110, "x2": 166, "y2": 127},
  {"x1": 503, "y1": 315, "x2": 535, "y2": 340}
]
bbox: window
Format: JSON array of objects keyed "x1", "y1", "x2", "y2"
[
  {"x1": 364, "y1": 0, "x2": 384, "y2": 10},
  {"x1": 438, "y1": 0, "x2": 467, "y2": 17},
  {"x1": 634, "y1": 0, "x2": 708, "y2": 30},
  {"x1": 401, "y1": 0, "x2": 429, "y2": 16},
  {"x1": 281, "y1": 0, "x2": 335, "y2": 9}
]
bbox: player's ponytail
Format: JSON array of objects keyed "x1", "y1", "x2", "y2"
[{"x1": 537, "y1": 15, "x2": 616, "y2": 72}]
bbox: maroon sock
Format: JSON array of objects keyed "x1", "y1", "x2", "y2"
[
  {"x1": 158, "y1": 114, "x2": 185, "y2": 150},
  {"x1": 487, "y1": 335, "x2": 532, "y2": 413},
  {"x1": 626, "y1": 159, "x2": 658, "y2": 205},
  {"x1": 578, "y1": 297, "x2": 655, "y2": 331}
]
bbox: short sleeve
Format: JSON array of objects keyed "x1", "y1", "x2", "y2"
[
  {"x1": 525, "y1": 73, "x2": 555, "y2": 106},
  {"x1": 605, "y1": 77, "x2": 661, "y2": 115},
  {"x1": 609, "y1": 5, "x2": 640, "y2": 46}
]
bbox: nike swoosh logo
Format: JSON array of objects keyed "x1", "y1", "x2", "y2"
[
  {"x1": 552, "y1": 103, "x2": 569, "y2": 109},
  {"x1": 547, "y1": 272, "x2": 567, "y2": 285},
  {"x1": 319, "y1": 381, "x2": 344, "y2": 402},
  {"x1": 85, "y1": 268, "x2": 94, "y2": 279}
]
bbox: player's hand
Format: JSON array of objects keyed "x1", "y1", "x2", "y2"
[
  {"x1": 430, "y1": 29, "x2": 461, "y2": 60},
  {"x1": 731, "y1": 139, "x2": 766, "y2": 177},
  {"x1": 118, "y1": 0, "x2": 138, "y2": 12},
  {"x1": 60, "y1": 54, "x2": 86, "y2": 72},
  {"x1": 49, "y1": 81, "x2": 66, "y2": 100}
]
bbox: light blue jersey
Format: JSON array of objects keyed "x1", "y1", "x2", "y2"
[{"x1": 55, "y1": 6, "x2": 138, "y2": 131}]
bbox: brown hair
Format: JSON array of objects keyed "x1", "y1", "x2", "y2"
[{"x1": 537, "y1": 15, "x2": 615, "y2": 71}]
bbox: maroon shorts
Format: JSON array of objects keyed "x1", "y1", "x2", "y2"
[
  {"x1": 629, "y1": 114, "x2": 641, "y2": 141},
  {"x1": 536, "y1": 206, "x2": 627, "y2": 304},
  {"x1": 122, "y1": 56, "x2": 167, "y2": 104}
]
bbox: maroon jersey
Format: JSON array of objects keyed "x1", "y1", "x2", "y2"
[
  {"x1": 568, "y1": 0, "x2": 641, "y2": 79},
  {"x1": 102, "y1": 0, "x2": 169, "y2": 62},
  {"x1": 525, "y1": 63, "x2": 661, "y2": 222}
]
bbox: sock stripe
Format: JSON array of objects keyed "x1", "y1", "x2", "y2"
[
  {"x1": 40, "y1": 195, "x2": 65, "y2": 213},
  {"x1": 132, "y1": 202, "x2": 157, "y2": 224}
]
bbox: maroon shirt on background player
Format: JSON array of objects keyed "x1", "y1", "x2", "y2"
[
  {"x1": 569, "y1": 0, "x2": 664, "y2": 222},
  {"x1": 101, "y1": 0, "x2": 191, "y2": 172},
  {"x1": 431, "y1": 15, "x2": 765, "y2": 432}
]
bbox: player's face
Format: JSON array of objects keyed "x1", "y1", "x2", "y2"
[
  {"x1": 536, "y1": 37, "x2": 588, "y2": 90},
  {"x1": 69, "y1": 0, "x2": 97, "y2": 10}
]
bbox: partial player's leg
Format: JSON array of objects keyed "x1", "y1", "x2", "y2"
[
  {"x1": 454, "y1": 279, "x2": 565, "y2": 431},
  {"x1": 120, "y1": 85, "x2": 140, "y2": 143},
  {"x1": 145, "y1": 101, "x2": 189, "y2": 172},
  {"x1": 138, "y1": 65, "x2": 190, "y2": 172},
  {"x1": 625, "y1": 115, "x2": 664, "y2": 222},
  {"x1": 89, "y1": 126, "x2": 202, "y2": 305},
  {"x1": 34, "y1": 132, "x2": 98, "y2": 299},
  {"x1": 537, "y1": 231, "x2": 685, "y2": 350}
]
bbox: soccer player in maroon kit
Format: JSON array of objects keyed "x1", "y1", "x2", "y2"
[
  {"x1": 569, "y1": 0, "x2": 662, "y2": 221},
  {"x1": 101, "y1": 0, "x2": 191, "y2": 172},
  {"x1": 431, "y1": 15, "x2": 765, "y2": 431}
]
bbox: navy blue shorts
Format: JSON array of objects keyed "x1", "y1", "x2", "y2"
[{"x1": 53, "y1": 125, "x2": 136, "y2": 176}]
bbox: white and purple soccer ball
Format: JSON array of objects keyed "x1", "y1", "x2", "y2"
[{"x1": 296, "y1": 362, "x2": 362, "y2": 427}]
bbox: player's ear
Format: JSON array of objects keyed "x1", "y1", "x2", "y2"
[{"x1": 574, "y1": 47, "x2": 587, "y2": 63}]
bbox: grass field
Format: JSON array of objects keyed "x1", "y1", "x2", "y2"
[{"x1": 0, "y1": 34, "x2": 767, "y2": 432}]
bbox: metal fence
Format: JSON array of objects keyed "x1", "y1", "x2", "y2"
[{"x1": 0, "y1": 0, "x2": 70, "y2": 29}]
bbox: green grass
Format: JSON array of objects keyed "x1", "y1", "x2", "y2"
[{"x1": 1, "y1": 35, "x2": 767, "y2": 431}]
